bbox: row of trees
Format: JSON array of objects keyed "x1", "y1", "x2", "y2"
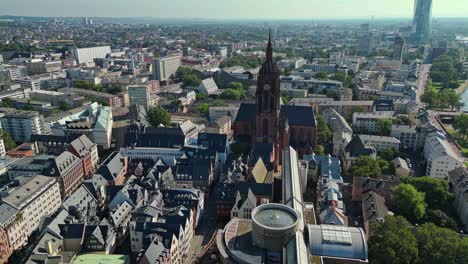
[
  {"x1": 430, "y1": 49, "x2": 466, "y2": 88},
  {"x1": 421, "y1": 81, "x2": 463, "y2": 110},
  {"x1": 348, "y1": 156, "x2": 395, "y2": 178},
  {"x1": 316, "y1": 115, "x2": 332, "y2": 144},
  {"x1": 219, "y1": 55, "x2": 263, "y2": 69},
  {"x1": 369, "y1": 216, "x2": 468, "y2": 264},
  {"x1": 74, "y1": 80, "x2": 125, "y2": 96}
]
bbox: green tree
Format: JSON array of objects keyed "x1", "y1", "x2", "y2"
[
  {"x1": 424, "y1": 209, "x2": 457, "y2": 230},
  {"x1": 331, "y1": 72, "x2": 347, "y2": 83},
  {"x1": 58, "y1": 100, "x2": 71, "y2": 111},
  {"x1": 176, "y1": 66, "x2": 201, "y2": 86},
  {"x1": 314, "y1": 145, "x2": 325, "y2": 155},
  {"x1": 394, "y1": 116, "x2": 413, "y2": 126},
  {"x1": 315, "y1": 71, "x2": 328, "y2": 80},
  {"x1": 1, "y1": 98, "x2": 15, "y2": 108},
  {"x1": 379, "y1": 148, "x2": 400, "y2": 161},
  {"x1": 368, "y1": 216, "x2": 419, "y2": 264},
  {"x1": 377, "y1": 118, "x2": 393, "y2": 136},
  {"x1": 348, "y1": 156, "x2": 382, "y2": 178},
  {"x1": 454, "y1": 114, "x2": 468, "y2": 140},
  {"x1": 415, "y1": 223, "x2": 468, "y2": 264},
  {"x1": 147, "y1": 108, "x2": 171, "y2": 127},
  {"x1": 377, "y1": 157, "x2": 395, "y2": 175},
  {"x1": 220, "y1": 89, "x2": 243, "y2": 100},
  {"x1": 1, "y1": 130, "x2": 16, "y2": 151},
  {"x1": 197, "y1": 103, "x2": 210, "y2": 116},
  {"x1": 226, "y1": 82, "x2": 244, "y2": 90},
  {"x1": 401, "y1": 176, "x2": 454, "y2": 211},
  {"x1": 184, "y1": 74, "x2": 201, "y2": 86},
  {"x1": 106, "y1": 85, "x2": 124, "y2": 95},
  {"x1": 316, "y1": 115, "x2": 332, "y2": 144},
  {"x1": 391, "y1": 184, "x2": 427, "y2": 222},
  {"x1": 196, "y1": 93, "x2": 208, "y2": 101}
]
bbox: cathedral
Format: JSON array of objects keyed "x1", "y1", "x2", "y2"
[{"x1": 233, "y1": 32, "x2": 318, "y2": 172}]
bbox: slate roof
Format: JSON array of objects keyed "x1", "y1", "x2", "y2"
[
  {"x1": 51, "y1": 151, "x2": 81, "y2": 176},
  {"x1": 139, "y1": 239, "x2": 169, "y2": 264},
  {"x1": 234, "y1": 103, "x2": 256, "y2": 122},
  {"x1": 197, "y1": 132, "x2": 228, "y2": 153},
  {"x1": 362, "y1": 190, "x2": 389, "y2": 224},
  {"x1": 213, "y1": 182, "x2": 272, "y2": 203},
  {"x1": 59, "y1": 223, "x2": 85, "y2": 239},
  {"x1": 163, "y1": 189, "x2": 201, "y2": 210},
  {"x1": 128, "y1": 134, "x2": 186, "y2": 148},
  {"x1": 346, "y1": 135, "x2": 376, "y2": 157},
  {"x1": 235, "y1": 102, "x2": 316, "y2": 127},
  {"x1": 0, "y1": 202, "x2": 18, "y2": 227},
  {"x1": 97, "y1": 152, "x2": 125, "y2": 181}
]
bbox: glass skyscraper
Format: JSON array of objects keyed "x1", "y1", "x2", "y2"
[{"x1": 412, "y1": 0, "x2": 433, "y2": 44}]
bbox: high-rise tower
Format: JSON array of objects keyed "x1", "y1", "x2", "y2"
[{"x1": 413, "y1": 0, "x2": 433, "y2": 44}]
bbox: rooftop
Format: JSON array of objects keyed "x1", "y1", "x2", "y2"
[
  {"x1": 252, "y1": 204, "x2": 298, "y2": 229},
  {"x1": 72, "y1": 254, "x2": 128, "y2": 264},
  {"x1": 358, "y1": 134, "x2": 401, "y2": 144},
  {"x1": 3, "y1": 175, "x2": 57, "y2": 209},
  {"x1": 307, "y1": 224, "x2": 368, "y2": 261}
]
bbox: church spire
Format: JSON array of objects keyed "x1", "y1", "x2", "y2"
[{"x1": 266, "y1": 28, "x2": 273, "y2": 61}]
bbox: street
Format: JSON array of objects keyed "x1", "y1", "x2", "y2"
[{"x1": 416, "y1": 64, "x2": 431, "y2": 103}]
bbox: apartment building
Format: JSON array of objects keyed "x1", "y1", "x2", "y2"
[
  {"x1": 352, "y1": 111, "x2": 394, "y2": 133},
  {"x1": 26, "y1": 60, "x2": 62, "y2": 75},
  {"x1": 358, "y1": 134, "x2": 401, "y2": 152},
  {"x1": 319, "y1": 101, "x2": 373, "y2": 116},
  {"x1": 423, "y1": 133, "x2": 463, "y2": 179},
  {"x1": 152, "y1": 54, "x2": 182, "y2": 82},
  {"x1": 128, "y1": 85, "x2": 152, "y2": 110},
  {"x1": 0, "y1": 110, "x2": 46, "y2": 142},
  {"x1": 208, "y1": 106, "x2": 239, "y2": 122},
  {"x1": 0, "y1": 176, "x2": 61, "y2": 255}
]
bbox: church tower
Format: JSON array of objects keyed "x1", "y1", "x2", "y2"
[{"x1": 255, "y1": 30, "x2": 281, "y2": 171}]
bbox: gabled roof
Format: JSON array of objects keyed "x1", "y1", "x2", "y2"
[
  {"x1": 139, "y1": 239, "x2": 168, "y2": 264},
  {"x1": 197, "y1": 132, "x2": 228, "y2": 153},
  {"x1": 97, "y1": 152, "x2": 125, "y2": 181},
  {"x1": 250, "y1": 157, "x2": 268, "y2": 184},
  {"x1": 320, "y1": 206, "x2": 347, "y2": 225},
  {"x1": 362, "y1": 190, "x2": 389, "y2": 223},
  {"x1": 235, "y1": 103, "x2": 316, "y2": 127},
  {"x1": 234, "y1": 102, "x2": 256, "y2": 123},
  {"x1": 346, "y1": 135, "x2": 376, "y2": 157}
]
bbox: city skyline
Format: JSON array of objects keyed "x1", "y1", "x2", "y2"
[{"x1": 1, "y1": 0, "x2": 467, "y2": 19}]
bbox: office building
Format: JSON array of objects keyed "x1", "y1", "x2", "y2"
[
  {"x1": 0, "y1": 65, "x2": 27, "y2": 82},
  {"x1": 128, "y1": 85, "x2": 152, "y2": 110},
  {"x1": 26, "y1": 60, "x2": 62, "y2": 75},
  {"x1": 152, "y1": 54, "x2": 182, "y2": 82},
  {"x1": 71, "y1": 46, "x2": 111, "y2": 64},
  {"x1": 0, "y1": 110, "x2": 46, "y2": 142},
  {"x1": 413, "y1": 0, "x2": 433, "y2": 44}
]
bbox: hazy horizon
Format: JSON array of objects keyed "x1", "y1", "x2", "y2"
[{"x1": 1, "y1": 0, "x2": 467, "y2": 20}]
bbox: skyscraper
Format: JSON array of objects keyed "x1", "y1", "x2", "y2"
[
  {"x1": 393, "y1": 35, "x2": 406, "y2": 61},
  {"x1": 413, "y1": 0, "x2": 433, "y2": 44}
]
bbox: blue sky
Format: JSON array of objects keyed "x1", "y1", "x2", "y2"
[{"x1": 0, "y1": 0, "x2": 466, "y2": 19}]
